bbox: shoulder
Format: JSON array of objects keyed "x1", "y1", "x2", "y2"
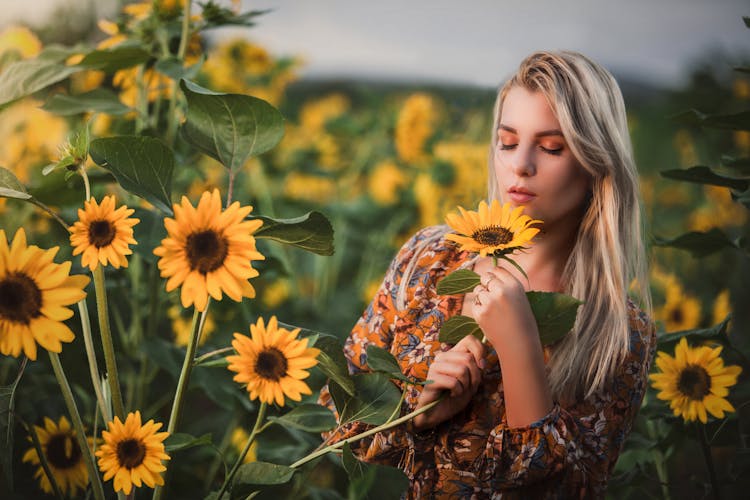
[{"x1": 390, "y1": 225, "x2": 459, "y2": 272}]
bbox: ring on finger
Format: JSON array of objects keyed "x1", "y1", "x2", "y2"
[{"x1": 473, "y1": 295, "x2": 482, "y2": 307}]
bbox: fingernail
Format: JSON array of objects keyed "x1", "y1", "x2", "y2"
[{"x1": 480, "y1": 359, "x2": 487, "y2": 369}]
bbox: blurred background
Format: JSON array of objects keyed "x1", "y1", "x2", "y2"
[{"x1": 1, "y1": 0, "x2": 750, "y2": 498}]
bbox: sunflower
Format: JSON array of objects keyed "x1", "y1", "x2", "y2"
[
  {"x1": 227, "y1": 316, "x2": 320, "y2": 407},
  {"x1": 95, "y1": 411, "x2": 170, "y2": 495},
  {"x1": 655, "y1": 280, "x2": 702, "y2": 332},
  {"x1": 0, "y1": 228, "x2": 89, "y2": 360},
  {"x1": 69, "y1": 195, "x2": 140, "y2": 271},
  {"x1": 22, "y1": 416, "x2": 93, "y2": 497},
  {"x1": 650, "y1": 337, "x2": 742, "y2": 423},
  {"x1": 444, "y1": 199, "x2": 542, "y2": 257},
  {"x1": 153, "y1": 189, "x2": 265, "y2": 312}
]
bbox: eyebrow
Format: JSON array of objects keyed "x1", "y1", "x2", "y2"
[{"x1": 498, "y1": 124, "x2": 564, "y2": 137}]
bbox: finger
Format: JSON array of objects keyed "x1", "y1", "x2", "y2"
[
  {"x1": 455, "y1": 335, "x2": 486, "y2": 370},
  {"x1": 425, "y1": 372, "x2": 465, "y2": 397},
  {"x1": 433, "y1": 352, "x2": 478, "y2": 391}
]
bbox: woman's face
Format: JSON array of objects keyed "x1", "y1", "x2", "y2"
[{"x1": 494, "y1": 86, "x2": 591, "y2": 229}]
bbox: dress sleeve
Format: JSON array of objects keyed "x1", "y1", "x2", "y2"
[
  {"x1": 318, "y1": 227, "x2": 439, "y2": 467},
  {"x1": 485, "y1": 308, "x2": 657, "y2": 496}
]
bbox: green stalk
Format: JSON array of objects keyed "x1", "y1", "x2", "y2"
[
  {"x1": 697, "y1": 423, "x2": 722, "y2": 500},
  {"x1": 78, "y1": 299, "x2": 111, "y2": 422},
  {"x1": 289, "y1": 398, "x2": 441, "y2": 469},
  {"x1": 24, "y1": 420, "x2": 64, "y2": 500},
  {"x1": 48, "y1": 352, "x2": 105, "y2": 500},
  {"x1": 93, "y1": 266, "x2": 125, "y2": 420},
  {"x1": 165, "y1": 0, "x2": 192, "y2": 145},
  {"x1": 203, "y1": 411, "x2": 241, "y2": 491},
  {"x1": 216, "y1": 403, "x2": 267, "y2": 500}
]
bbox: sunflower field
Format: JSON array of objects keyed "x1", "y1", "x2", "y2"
[{"x1": 0, "y1": 1, "x2": 749, "y2": 498}]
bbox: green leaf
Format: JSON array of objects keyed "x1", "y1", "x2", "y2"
[
  {"x1": 339, "y1": 373, "x2": 402, "y2": 426},
  {"x1": 42, "y1": 89, "x2": 131, "y2": 116},
  {"x1": 0, "y1": 166, "x2": 32, "y2": 200},
  {"x1": 653, "y1": 228, "x2": 739, "y2": 258},
  {"x1": 365, "y1": 345, "x2": 401, "y2": 375},
  {"x1": 1, "y1": 359, "x2": 26, "y2": 490},
  {"x1": 75, "y1": 44, "x2": 151, "y2": 73},
  {"x1": 526, "y1": 291, "x2": 583, "y2": 345},
  {"x1": 656, "y1": 316, "x2": 731, "y2": 348},
  {"x1": 0, "y1": 57, "x2": 78, "y2": 108},
  {"x1": 155, "y1": 56, "x2": 204, "y2": 80},
  {"x1": 343, "y1": 444, "x2": 409, "y2": 500},
  {"x1": 436, "y1": 269, "x2": 481, "y2": 295},
  {"x1": 232, "y1": 461, "x2": 295, "y2": 491},
  {"x1": 660, "y1": 166, "x2": 749, "y2": 191},
  {"x1": 180, "y1": 79, "x2": 285, "y2": 172},
  {"x1": 267, "y1": 404, "x2": 336, "y2": 432},
  {"x1": 671, "y1": 108, "x2": 750, "y2": 131},
  {"x1": 164, "y1": 432, "x2": 213, "y2": 453},
  {"x1": 200, "y1": 2, "x2": 269, "y2": 29},
  {"x1": 89, "y1": 136, "x2": 174, "y2": 213},
  {"x1": 721, "y1": 155, "x2": 750, "y2": 177},
  {"x1": 252, "y1": 211, "x2": 334, "y2": 256},
  {"x1": 42, "y1": 156, "x2": 76, "y2": 176},
  {"x1": 438, "y1": 315, "x2": 483, "y2": 344},
  {"x1": 313, "y1": 334, "x2": 355, "y2": 396}
]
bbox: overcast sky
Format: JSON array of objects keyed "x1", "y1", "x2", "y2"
[{"x1": 3, "y1": 0, "x2": 749, "y2": 88}]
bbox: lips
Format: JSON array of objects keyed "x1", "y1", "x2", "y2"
[{"x1": 508, "y1": 186, "x2": 536, "y2": 204}]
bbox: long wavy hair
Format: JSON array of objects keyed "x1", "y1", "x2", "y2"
[{"x1": 398, "y1": 50, "x2": 651, "y2": 401}]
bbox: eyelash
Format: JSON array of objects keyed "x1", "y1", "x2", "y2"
[{"x1": 499, "y1": 144, "x2": 563, "y2": 156}]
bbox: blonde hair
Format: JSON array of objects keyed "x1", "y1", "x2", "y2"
[{"x1": 399, "y1": 51, "x2": 651, "y2": 401}]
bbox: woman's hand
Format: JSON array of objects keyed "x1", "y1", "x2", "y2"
[
  {"x1": 412, "y1": 334, "x2": 485, "y2": 431},
  {"x1": 472, "y1": 265, "x2": 538, "y2": 352}
]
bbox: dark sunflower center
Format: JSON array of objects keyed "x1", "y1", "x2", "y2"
[
  {"x1": 670, "y1": 307, "x2": 684, "y2": 324},
  {"x1": 46, "y1": 433, "x2": 82, "y2": 470},
  {"x1": 116, "y1": 438, "x2": 146, "y2": 469},
  {"x1": 255, "y1": 348, "x2": 289, "y2": 381},
  {"x1": 88, "y1": 219, "x2": 116, "y2": 248},
  {"x1": 677, "y1": 364, "x2": 711, "y2": 400},
  {"x1": 186, "y1": 230, "x2": 229, "y2": 274},
  {"x1": 0, "y1": 272, "x2": 42, "y2": 324},
  {"x1": 472, "y1": 225, "x2": 513, "y2": 246}
]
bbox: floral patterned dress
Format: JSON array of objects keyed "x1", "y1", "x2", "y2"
[{"x1": 319, "y1": 226, "x2": 656, "y2": 499}]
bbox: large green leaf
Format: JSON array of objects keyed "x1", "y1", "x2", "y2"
[
  {"x1": 313, "y1": 334, "x2": 355, "y2": 396},
  {"x1": 252, "y1": 211, "x2": 334, "y2": 256},
  {"x1": 232, "y1": 461, "x2": 295, "y2": 493},
  {"x1": 364, "y1": 345, "x2": 413, "y2": 385},
  {"x1": 656, "y1": 316, "x2": 732, "y2": 348},
  {"x1": 438, "y1": 315, "x2": 483, "y2": 344},
  {"x1": 526, "y1": 291, "x2": 583, "y2": 345},
  {"x1": 671, "y1": 109, "x2": 750, "y2": 131},
  {"x1": 339, "y1": 373, "x2": 401, "y2": 426},
  {"x1": 343, "y1": 443, "x2": 409, "y2": 500},
  {"x1": 75, "y1": 44, "x2": 151, "y2": 73},
  {"x1": 653, "y1": 228, "x2": 739, "y2": 258},
  {"x1": 0, "y1": 57, "x2": 78, "y2": 107},
  {"x1": 267, "y1": 404, "x2": 336, "y2": 432},
  {"x1": 660, "y1": 166, "x2": 748, "y2": 191},
  {"x1": 180, "y1": 79, "x2": 285, "y2": 172},
  {"x1": 42, "y1": 89, "x2": 131, "y2": 116},
  {"x1": 436, "y1": 269, "x2": 481, "y2": 295},
  {"x1": 89, "y1": 136, "x2": 174, "y2": 213},
  {"x1": 0, "y1": 166, "x2": 32, "y2": 200}
]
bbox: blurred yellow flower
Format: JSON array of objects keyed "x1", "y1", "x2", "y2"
[
  {"x1": 414, "y1": 173, "x2": 443, "y2": 227},
  {"x1": 368, "y1": 160, "x2": 408, "y2": 206},
  {"x1": 395, "y1": 93, "x2": 438, "y2": 164},
  {"x1": 0, "y1": 25, "x2": 41, "y2": 61},
  {"x1": 733, "y1": 78, "x2": 750, "y2": 100},
  {"x1": 434, "y1": 141, "x2": 488, "y2": 207},
  {"x1": 734, "y1": 130, "x2": 750, "y2": 154},
  {"x1": 361, "y1": 279, "x2": 382, "y2": 304},
  {"x1": 300, "y1": 94, "x2": 350, "y2": 133},
  {"x1": 230, "y1": 427, "x2": 257, "y2": 463},
  {"x1": 167, "y1": 305, "x2": 215, "y2": 347},
  {"x1": 689, "y1": 185, "x2": 748, "y2": 231},
  {"x1": 261, "y1": 279, "x2": 292, "y2": 309},
  {"x1": 673, "y1": 129, "x2": 698, "y2": 166},
  {"x1": 655, "y1": 279, "x2": 702, "y2": 332},
  {"x1": 650, "y1": 337, "x2": 741, "y2": 423},
  {"x1": 712, "y1": 289, "x2": 731, "y2": 326},
  {"x1": 114, "y1": 67, "x2": 173, "y2": 108},
  {"x1": 283, "y1": 172, "x2": 336, "y2": 203}
]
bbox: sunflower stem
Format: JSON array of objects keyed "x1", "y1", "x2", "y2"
[
  {"x1": 386, "y1": 389, "x2": 407, "y2": 424},
  {"x1": 193, "y1": 346, "x2": 234, "y2": 366},
  {"x1": 216, "y1": 402, "x2": 268, "y2": 499},
  {"x1": 289, "y1": 398, "x2": 442, "y2": 470},
  {"x1": 78, "y1": 299, "x2": 111, "y2": 422},
  {"x1": 79, "y1": 165, "x2": 91, "y2": 201},
  {"x1": 226, "y1": 169, "x2": 236, "y2": 207},
  {"x1": 23, "y1": 419, "x2": 65, "y2": 500},
  {"x1": 93, "y1": 266, "x2": 126, "y2": 420},
  {"x1": 48, "y1": 352, "x2": 106, "y2": 500},
  {"x1": 29, "y1": 199, "x2": 70, "y2": 231},
  {"x1": 165, "y1": 0, "x2": 192, "y2": 146},
  {"x1": 697, "y1": 423, "x2": 722, "y2": 500}
]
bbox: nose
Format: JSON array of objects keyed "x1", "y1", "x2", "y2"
[{"x1": 510, "y1": 144, "x2": 536, "y2": 177}]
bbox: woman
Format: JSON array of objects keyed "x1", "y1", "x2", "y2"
[{"x1": 320, "y1": 51, "x2": 655, "y2": 498}]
